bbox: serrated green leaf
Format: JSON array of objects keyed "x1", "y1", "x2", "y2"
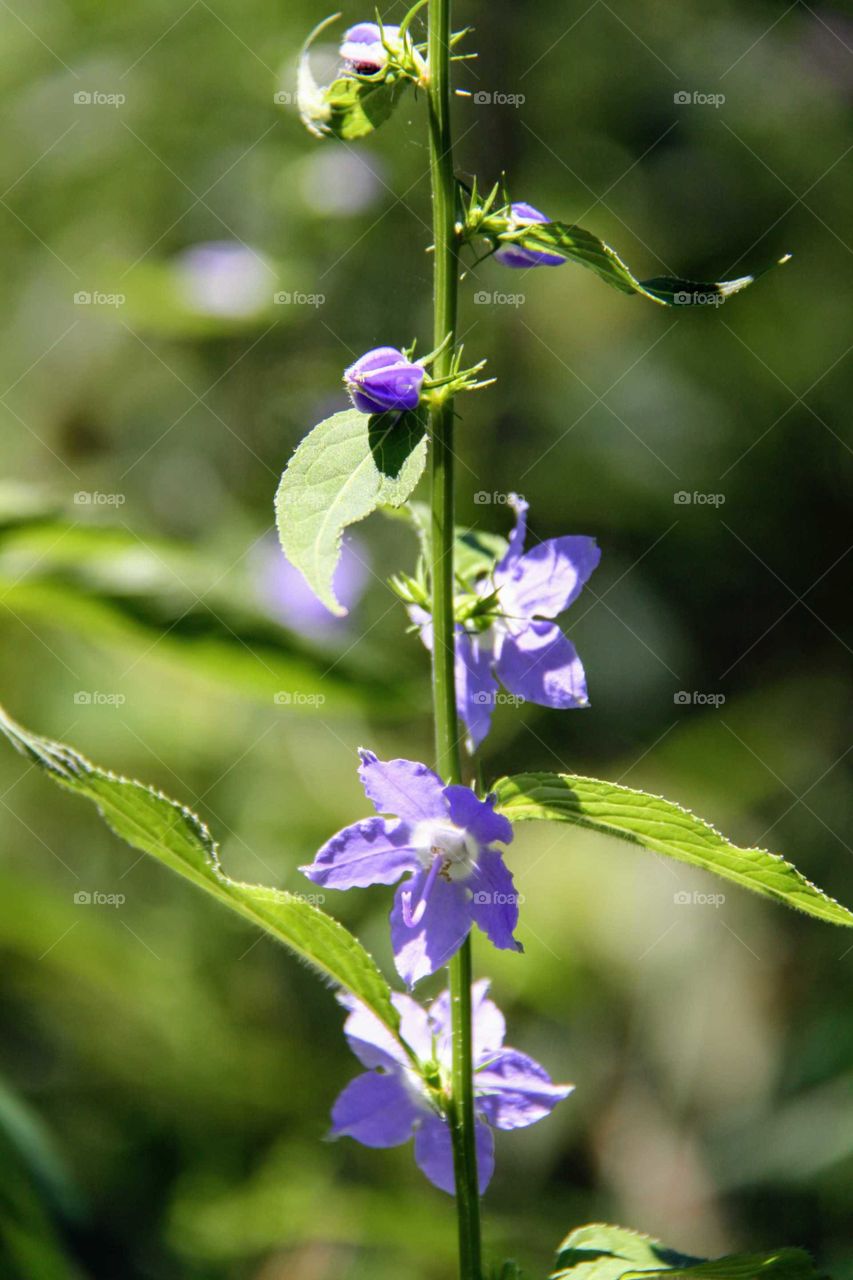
[
  {"x1": 276, "y1": 409, "x2": 427, "y2": 616},
  {"x1": 493, "y1": 773, "x2": 853, "y2": 927},
  {"x1": 513, "y1": 221, "x2": 790, "y2": 307},
  {"x1": 0, "y1": 704, "x2": 402, "y2": 1045},
  {"x1": 551, "y1": 1224, "x2": 820, "y2": 1280},
  {"x1": 297, "y1": 15, "x2": 411, "y2": 140}
]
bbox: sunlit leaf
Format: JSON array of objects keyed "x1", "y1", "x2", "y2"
[
  {"x1": 551, "y1": 1224, "x2": 821, "y2": 1280},
  {"x1": 0, "y1": 705, "x2": 403, "y2": 1044},
  {"x1": 510, "y1": 221, "x2": 790, "y2": 307},
  {"x1": 276, "y1": 408, "x2": 427, "y2": 615},
  {"x1": 493, "y1": 773, "x2": 853, "y2": 927}
]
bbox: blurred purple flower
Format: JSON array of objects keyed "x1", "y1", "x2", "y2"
[
  {"x1": 494, "y1": 202, "x2": 565, "y2": 269},
  {"x1": 175, "y1": 241, "x2": 273, "y2": 318},
  {"x1": 258, "y1": 535, "x2": 368, "y2": 637},
  {"x1": 300, "y1": 750, "x2": 521, "y2": 986},
  {"x1": 331, "y1": 979, "x2": 573, "y2": 1194},
  {"x1": 412, "y1": 496, "x2": 600, "y2": 750},
  {"x1": 340, "y1": 22, "x2": 401, "y2": 74},
  {"x1": 344, "y1": 346, "x2": 425, "y2": 415},
  {"x1": 299, "y1": 150, "x2": 383, "y2": 217}
]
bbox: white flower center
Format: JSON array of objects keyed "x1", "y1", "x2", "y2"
[{"x1": 411, "y1": 820, "x2": 479, "y2": 882}]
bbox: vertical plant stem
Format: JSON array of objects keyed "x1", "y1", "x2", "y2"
[{"x1": 427, "y1": 1, "x2": 482, "y2": 1277}]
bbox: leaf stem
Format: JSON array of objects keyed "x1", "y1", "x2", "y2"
[{"x1": 426, "y1": 0, "x2": 482, "y2": 1276}]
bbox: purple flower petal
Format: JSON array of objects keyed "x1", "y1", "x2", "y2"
[
  {"x1": 495, "y1": 535, "x2": 601, "y2": 620},
  {"x1": 342, "y1": 21, "x2": 383, "y2": 45},
  {"x1": 394, "y1": 992, "x2": 435, "y2": 1062},
  {"x1": 475, "y1": 1048, "x2": 573, "y2": 1130},
  {"x1": 471, "y1": 979, "x2": 507, "y2": 1058},
  {"x1": 358, "y1": 750, "x2": 447, "y2": 822},
  {"x1": 301, "y1": 816, "x2": 418, "y2": 889},
  {"x1": 496, "y1": 494, "x2": 529, "y2": 571},
  {"x1": 344, "y1": 347, "x2": 424, "y2": 414},
  {"x1": 443, "y1": 786, "x2": 513, "y2": 849},
  {"x1": 429, "y1": 978, "x2": 506, "y2": 1065},
  {"x1": 413, "y1": 1113, "x2": 495, "y2": 1194},
  {"x1": 338, "y1": 992, "x2": 409, "y2": 1071},
  {"x1": 494, "y1": 204, "x2": 565, "y2": 269},
  {"x1": 331, "y1": 1070, "x2": 421, "y2": 1147},
  {"x1": 455, "y1": 630, "x2": 498, "y2": 750},
  {"x1": 496, "y1": 621, "x2": 589, "y2": 709},
  {"x1": 390, "y1": 873, "x2": 472, "y2": 987},
  {"x1": 340, "y1": 23, "x2": 401, "y2": 74},
  {"x1": 259, "y1": 533, "x2": 369, "y2": 637},
  {"x1": 468, "y1": 850, "x2": 524, "y2": 953}
]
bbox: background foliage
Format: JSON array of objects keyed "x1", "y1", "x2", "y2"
[{"x1": 0, "y1": 0, "x2": 850, "y2": 1277}]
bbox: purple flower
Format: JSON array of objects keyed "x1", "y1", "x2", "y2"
[
  {"x1": 344, "y1": 347, "x2": 425, "y2": 415},
  {"x1": 256, "y1": 534, "x2": 368, "y2": 638},
  {"x1": 494, "y1": 202, "x2": 565, "y2": 269},
  {"x1": 300, "y1": 751, "x2": 522, "y2": 986},
  {"x1": 331, "y1": 979, "x2": 573, "y2": 1194},
  {"x1": 412, "y1": 496, "x2": 600, "y2": 750},
  {"x1": 176, "y1": 241, "x2": 273, "y2": 317},
  {"x1": 340, "y1": 22, "x2": 401, "y2": 75}
]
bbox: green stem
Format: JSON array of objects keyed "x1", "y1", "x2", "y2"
[{"x1": 426, "y1": 1, "x2": 482, "y2": 1277}]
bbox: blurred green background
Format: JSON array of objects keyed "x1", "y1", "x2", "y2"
[{"x1": 0, "y1": 0, "x2": 851, "y2": 1276}]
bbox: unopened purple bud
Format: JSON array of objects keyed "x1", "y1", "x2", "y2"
[
  {"x1": 340, "y1": 22, "x2": 401, "y2": 75},
  {"x1": 494, "y1": 202, "x2": 565, "y2": 269},
  {"x1": 344, "y1": 346, "x2": 424, "y2": 415}
]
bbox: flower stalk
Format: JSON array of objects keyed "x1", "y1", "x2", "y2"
[{"x1": 426, "y1": 0, "x2": 483, "y2": 1274}]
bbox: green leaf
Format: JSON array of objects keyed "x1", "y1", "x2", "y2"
[
  {"x1": 0, "y1": 704, "x2": 402, "y2": 1045},
  {"x1": 297, "y1": 15, "x2": 411, "y2": 140},
  {"x1": 492, "y1": 773, "x2": 853, "y2": 927},
  {"x1": 512, "y1": 221, "x2": 791, "y2": 307},
  {"x1": 276, "y1": 408, "x2": 427, "y2": 616},
  {"x1": 551, "y1": 1224, "x2": 821, "y2": 1280},
  {"x1": 396, "y1": 500, "x2": 509, "y2": 582}
]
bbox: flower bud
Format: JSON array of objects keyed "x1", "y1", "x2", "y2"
[
  {"x1": 339, "y1": 22, "x2": 402, "y2": 75},
  {"x1": 494, "y1": 202, "x2": 565, "y2": 269},
  {"x1": 344, "y1": 347, "x2": 425, "y2": 414}
]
